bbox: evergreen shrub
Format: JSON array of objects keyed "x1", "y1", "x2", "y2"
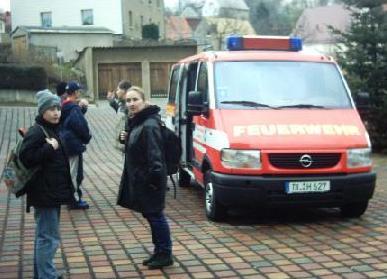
[{"x1": 0, "y1": 64, "x2": 48, "y2": 90}]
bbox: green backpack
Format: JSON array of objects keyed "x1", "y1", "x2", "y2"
[{"x1": 3, "y1": 125, "x2": 49, "y2": 197}]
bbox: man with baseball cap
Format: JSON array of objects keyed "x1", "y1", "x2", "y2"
[{"x1": 60, "y1": 81, "x2": 92, "y2": 209}]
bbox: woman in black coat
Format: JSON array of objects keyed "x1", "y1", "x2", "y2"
[
  {"x1": 19, "y1": 89, "x2": 75, "y2": 279},
  {"x1": 117, "y1": 86, "x2": 173, "y2": 269}
]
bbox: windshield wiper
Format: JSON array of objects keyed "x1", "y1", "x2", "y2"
[
  {"x1": 221, "y1": 100, "x2": 277, "y2": 109},
  {"x1": 276, "y1": 104, "x2": 326, "y2": 109}
]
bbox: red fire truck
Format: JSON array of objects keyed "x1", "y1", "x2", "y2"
[{"x1": 165, "y1": 35, "x2": 376, "y2": 221}]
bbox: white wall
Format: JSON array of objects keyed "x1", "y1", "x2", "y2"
[
  {"x1": 11, "y1": 0, "x2": 123, "y2": 34},
  {"x1": 30, "y1": 33, "x2": 113, "y2": 62},
  {"x1": 0, "y1": 20, "x2": 5, "y2": 33},
  {"x1": 202, "y1": 0, "x2": 220, "y2": 17}
]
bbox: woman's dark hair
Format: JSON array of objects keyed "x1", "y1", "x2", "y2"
[
  {"x1": 118, "y1": 80, "x2": 132, "y2": 91},
  {"x1": 56, "y1": 82, "x2": 67, "y2": 96}
]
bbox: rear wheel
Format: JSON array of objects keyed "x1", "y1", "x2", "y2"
[
  {"x1": 204, "y1": 170, "x2": 227, "y2": 221},
  {"x1": 340, "y1": 201, "x2": 369, "y2": 218},
  {"x1": 178, "y1": 168, "x2": 191, "y2": 187}
]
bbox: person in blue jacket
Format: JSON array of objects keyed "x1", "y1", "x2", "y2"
[{"x1": 60, "y1": 81, "x2": 92, "y2": 209}]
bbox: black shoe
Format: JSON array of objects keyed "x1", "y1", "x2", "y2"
[
  {"x1": 68, "y1": 199, "x2": 89, "y2": 210},
  {"x1": 147, "y1": 252, "x2": 173, "y2": 269},
  {"x1": 142, "y1": 254, "x2": 157, "y2": 266}
]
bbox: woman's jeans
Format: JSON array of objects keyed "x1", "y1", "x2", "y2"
[
  {"x1": 142, "y1": 212, "x2": 172, "y2": 255},
  {"x1": 34, "y1": 207, "x2": 61, "y2": 279}
]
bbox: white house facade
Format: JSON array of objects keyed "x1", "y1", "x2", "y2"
[
  {"x1": 0, "y1": 18, "x2": 5, "y2": 33},
  {"x1": 11, "y1": 0, "x2": 166, "y2": 39},
  {"x1": 202, "y1": 0, "x2": 249, "y2": 20},
  {"x1": 11, "y1": 0, "x2": 124, "y2": 34}
]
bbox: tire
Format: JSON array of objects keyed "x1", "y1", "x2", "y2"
[
  {"x1": 340, "y1": 201, "x2": 369, "y2": 218},
  {"x1": 204, "y1": 170, "x2": 227, "y2": 221},
  {"x1": 178, "y1": 168, "x2": 191, "y2": 187}
]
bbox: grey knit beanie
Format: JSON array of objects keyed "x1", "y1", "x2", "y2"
[{"x1": 36, "y1": 89, "x2": 61, "y2": 115}]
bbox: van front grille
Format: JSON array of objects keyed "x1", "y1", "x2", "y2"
[{"x1": 268, "y1": 153, "x2": 341, "y2": 169}]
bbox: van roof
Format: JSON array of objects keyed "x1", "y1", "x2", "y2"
[{"x1": 179, "y1": 50, "x2": 335, "y2": 64}]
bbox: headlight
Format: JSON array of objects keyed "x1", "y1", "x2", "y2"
[
  {"x1": 221, "y1": 149, "x2": 261, "y2": 169},
  {"x1": 347, "y1": 148, "x2": 372, "y2": 168}
]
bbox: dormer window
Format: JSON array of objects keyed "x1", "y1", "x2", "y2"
[
  {"x1": 41, "y1": 12, "x2": 52, "y2": 27},
  {"x1": 81, "y1": 9, "x2": 93, "y2": 25},
  {"x1": 129, "y1": 11, "x2": 133, "y2": 27}
]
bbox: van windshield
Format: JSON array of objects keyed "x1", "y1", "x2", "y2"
[{"x1": 215, "y1": 61, "x2": 352, "y2": 109}]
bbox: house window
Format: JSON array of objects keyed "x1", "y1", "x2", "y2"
[
  {"x1": 129, "y1": 11, "x2": 133, "y2": 27},
  {"x1": 81, "y1": 9, "x2": 93, "y2": 25},
  {"x1": 197, "y1": 63, "x2": 209, "y2": 104},
  {"x1": 41, "y1": 12, "x2": 52, "y2": 27}
]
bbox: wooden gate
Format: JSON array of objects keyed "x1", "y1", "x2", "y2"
[
  {"x1": 150, "y1": 62, "x2": 174, "y2": 98},
  {"x1": 98, "y1": 63, "x2": 142, "y2": 99}
]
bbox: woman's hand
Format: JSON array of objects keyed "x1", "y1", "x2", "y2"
[{"x1": 119, "y1": 131, "x2": 128, "y2": 142}]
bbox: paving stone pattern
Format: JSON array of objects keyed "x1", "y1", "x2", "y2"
[{"x1": 0, "y1": 105, "x2": 387, "y2": 279}]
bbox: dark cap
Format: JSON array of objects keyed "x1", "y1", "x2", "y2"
[{"x1": 65, "y1": 81, "x2": 82, "y2": 92}]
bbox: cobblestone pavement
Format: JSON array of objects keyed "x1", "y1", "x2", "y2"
[{"x1": 0, "y1": 105, "x2": 386, "y2": 279}]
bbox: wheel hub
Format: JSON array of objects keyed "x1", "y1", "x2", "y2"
[{"x1": 206, "y1": 182, "x2": 214, "y2": 213}]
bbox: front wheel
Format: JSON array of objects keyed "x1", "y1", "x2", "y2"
[
  {"x1": 204, "y1": 170, "x2": 227, "y2": 221},
  {"x1": 340, "y1": 201, "x2": 369, "y2": 218}
]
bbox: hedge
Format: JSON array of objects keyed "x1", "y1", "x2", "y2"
[{"x1": 0, "y1": 64, "x2": 48, "y2": 90}]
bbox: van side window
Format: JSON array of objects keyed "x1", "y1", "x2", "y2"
[
  {"x1": 168, "y1": 66, "x2": 180, "y2": 105},
  {"x1": 187, "y1": 63, "x2": 198, "y2": 93},
  {"x1": 197, "y1": 63, "x2": 208, "y2": 103}
]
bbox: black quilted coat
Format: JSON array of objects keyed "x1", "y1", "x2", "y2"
[
  {"x1": 117, "y1": 105, "x2": 167, "y2": 214},
  {"x1": 19, "y1": 116, "x2": 75, "y2": 212}
]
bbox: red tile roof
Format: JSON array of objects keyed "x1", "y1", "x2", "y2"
[{"x1": 165, "y1": 16, "x2": 194, "y2": 40}]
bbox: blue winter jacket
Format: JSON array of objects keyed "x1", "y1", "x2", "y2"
[{"x1": 60, "y1": 101, "x2": 92, "y2": 156}]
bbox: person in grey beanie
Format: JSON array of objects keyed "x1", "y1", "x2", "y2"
[{"x1": 19, "y1": 89, "x2": 75, "y2": 279}]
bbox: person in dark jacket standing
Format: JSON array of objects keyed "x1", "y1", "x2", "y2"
[
  {"x1": 60, "y1": 81, "x2": 92, "y2": 209},
  {"x1": 117, "y1": 86, "x2": 173, "y2": 269},
  {"x1": 107, "y1": 80, "x2": 131, "y2": 114},
  {"x1": 19, "y1": 89, "x2": 75, "y2": 279},
  {"x1": 107, "y1": 80, "x2": 131, "y2": 150}
]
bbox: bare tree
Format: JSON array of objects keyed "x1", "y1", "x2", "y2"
[{"x1": 207, "y1": 18, "x2": 254, "y2": 50}]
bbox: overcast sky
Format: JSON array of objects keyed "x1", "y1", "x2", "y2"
[
  {"x1": 0, "y1": 0, "x2": 178, "y2": 12},
  {"x1": 0, "y1": 0, "x2": 10, "y2": 11}
]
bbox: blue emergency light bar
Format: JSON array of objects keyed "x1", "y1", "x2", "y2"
[{"x1": 226, "y1": 35, "x2": 303, "y2": 51}]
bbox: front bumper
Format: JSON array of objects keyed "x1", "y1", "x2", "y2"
[{"x1": 211, "y1": 171, "x2": 376, "y2": 208}]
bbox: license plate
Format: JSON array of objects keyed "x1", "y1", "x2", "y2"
[{"x1": 285, "y1": 180, "x2": 330, "y2": 194}]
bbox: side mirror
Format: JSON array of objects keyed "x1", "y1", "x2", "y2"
[
  {"x1": 187, "y1": 90, "x2": 207, "y2": 116},
  {"x1": 355, "y1": 91, "x2": 370, "y2": 111}
]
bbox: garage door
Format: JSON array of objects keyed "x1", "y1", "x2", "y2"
[
  {"x1": 98, "y1": 63, "x2": 142, "y2": 99},
  {"x1": 150, "y1": 62, "x2": 175, "y2": 98}
]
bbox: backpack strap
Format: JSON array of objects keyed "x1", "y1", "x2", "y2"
[
  {"x1": 169, "y1": 175, "x2": 177, "y2": 199},
  {"x1": 36, "y1": 125, "x2": 50, "y2": 138}
]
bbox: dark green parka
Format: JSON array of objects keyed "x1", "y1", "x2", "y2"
[{"x1": 117, "y1": 105, "x2": 167, "y2": 214}]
